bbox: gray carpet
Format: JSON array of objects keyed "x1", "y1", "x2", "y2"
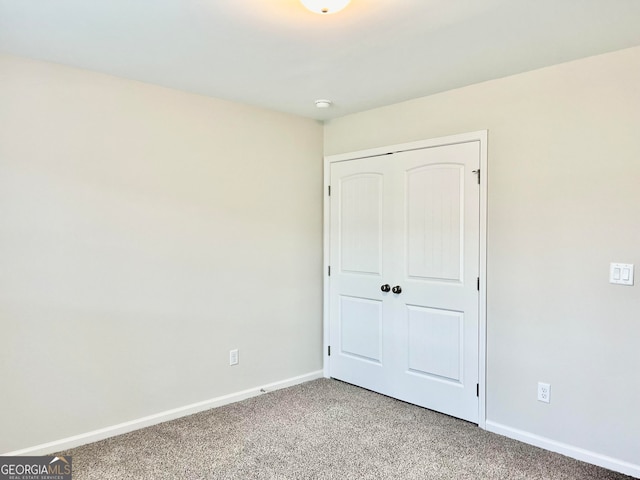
[{"x1": 57, "y1": 379, "x2": 633, "y2": 479}]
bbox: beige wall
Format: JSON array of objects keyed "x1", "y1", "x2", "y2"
[
  {"x1": 2, "y1": 45, "x2": 639, "y2": 468},
  {"x1": 325, "y1": 46, "x2": 640, "y2": 466},
  {"x1": 0, "y1": 54, "x2": 323, "y2": 453}
]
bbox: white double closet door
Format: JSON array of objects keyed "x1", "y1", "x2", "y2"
[{"x1": 328, "y1": 140, "x2": 480, "y2": 423}]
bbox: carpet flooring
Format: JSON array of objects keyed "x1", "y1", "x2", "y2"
[{"x1": 57, "y1": 378, "x2": 634, "y2": 479}]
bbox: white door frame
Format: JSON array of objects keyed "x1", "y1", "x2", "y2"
[{"x1": 322, "y1": 130, "x2": 488, "y2": 429}]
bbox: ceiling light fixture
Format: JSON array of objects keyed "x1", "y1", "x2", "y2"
[
  {"x1": 315, "y1": 99, "x2": 333, "y2": 108},
  {"x1": 300, "y1": 0, "x2": 351, "y2": 15}
]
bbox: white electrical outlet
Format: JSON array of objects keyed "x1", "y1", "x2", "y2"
[
  {"x1": 537, "y1": 382, "x2": 550, "y2": 403},
  {"x1": 229, "y1": 349, "x2": 239, "y2": 366}
]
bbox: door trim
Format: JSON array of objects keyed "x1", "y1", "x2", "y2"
[{"x1": 323, "y1": 130, "x2": 488, "y2": 429}]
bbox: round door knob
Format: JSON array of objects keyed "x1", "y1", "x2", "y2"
[
  {"x1": 392, "y1": 285, "x2": 402, "y2": 294},
  {"x1": 380, "y1": 284, "x2": 391, "y2": 293}
]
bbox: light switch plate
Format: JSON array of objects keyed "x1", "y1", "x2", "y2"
[
  {"x1": 229, "y1": 349, "x2": 239, "y2": 366},
  {"x1": 610, "y1": 263, "x2": 634, "y2": 286}
]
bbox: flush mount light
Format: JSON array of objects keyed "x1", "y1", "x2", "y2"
[
  {"x1": 300, "y1": 0, "x2": 351, "y2": 14},
  {"x1": 315, "y1": 99, "x2": 333, "y2": 108}
]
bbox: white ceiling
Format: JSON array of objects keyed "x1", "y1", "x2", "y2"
[{"x1": 1, "y1": 0, "x2": 640, "y2": 120}]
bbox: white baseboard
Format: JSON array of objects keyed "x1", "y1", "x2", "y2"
[
  {"x1": 3, "y1": 370, "x2": 323, "y2": 457},
  {"x1": 485, "y1": 420, "x2": 640, "y2": 478}
]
